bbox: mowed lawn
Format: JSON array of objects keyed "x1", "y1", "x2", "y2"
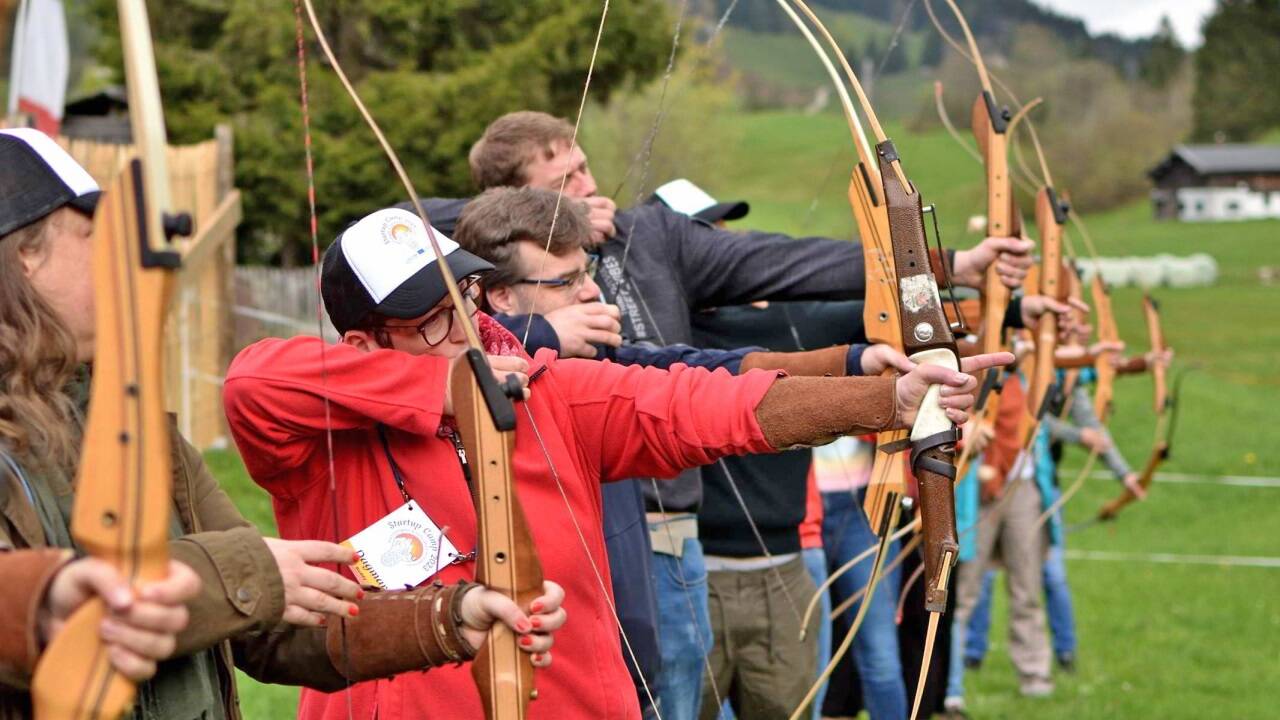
[{"x1": 216, "y1": 110, "x2": 1280, "y2": 718}]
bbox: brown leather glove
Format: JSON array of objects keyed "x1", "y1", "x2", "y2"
[
  {"x1": 754, "y1": 375, "x2": 897, "y2": 450},
  {"x1": 1054, "y1": 352, "x2": 1095, "y2": 369},
  {"x1": 1115, "y1": 355, "x2": 1149, "y2": 374},
  {"x1": 740, "y1": 345, "x2": 849, "y2": 377},
  {"x1": 326, "y1": 580, "x2": 482, "y2": 680},
  {"x1": 0, "y1": 548, "x2": 72, "y2": 680}
]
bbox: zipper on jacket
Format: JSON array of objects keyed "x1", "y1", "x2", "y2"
[{"x1": 447, "y1": 430, "x2": 473, "y2": 489}]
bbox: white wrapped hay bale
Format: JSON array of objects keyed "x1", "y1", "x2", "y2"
[{"x1": 1130, "y1": 256, "x2": 1168, "y2": 289}]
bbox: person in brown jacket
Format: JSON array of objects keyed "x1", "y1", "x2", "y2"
[{"x1": 0, "y1": 128, "x2": 566, "y2": 718}]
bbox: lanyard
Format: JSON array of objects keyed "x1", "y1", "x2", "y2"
[{"x1": 375, "y1": 424, "x2": 474, "y2": 503}]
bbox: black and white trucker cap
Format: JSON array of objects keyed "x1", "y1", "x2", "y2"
[
  {"x1": 649, "y1": 178, "x2": 749, "y2": 223},
  {"x1": 321, "y1": 207, "x2": 494, "y2": 333},
  {"x1": 0, "y1": 128, "x2": 101, "y2": 237}
]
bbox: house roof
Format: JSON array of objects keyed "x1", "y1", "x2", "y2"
[{"x1": 1150, "y1": 144, "x2": 1280, "y2": 180}]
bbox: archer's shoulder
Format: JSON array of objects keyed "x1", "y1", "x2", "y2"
[{"x1": 227, "y1": 336, "x2": 324, "y2": 374}]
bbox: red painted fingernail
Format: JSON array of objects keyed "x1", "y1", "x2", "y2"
[
  {"x1": 348, "y1": 605, "x2": 360, "y2": 617},
  {"x1": 351, "y1": 553, "x2": 361, "y2": 564},
  {"x1": 319, "y1": 617, "x2": 327, "y2": 627},
  {"x1": 530, "y1": 601, "x2": 543, "y2": 613},
  {"x1": 356, "y1": 589, "x2": 366, "y2": 600},
  {"x1": 516, "y1": 620, "x2": 532, "y2": 633},
  {"x1": 530, "y1": 617, "x2": 542, "y2": 629},
  {"x1": 533, "y1": 653, "x2": 542, "y2": 663},
  {"x1": 520, "y1": 635, "x2": 534, "y2": 647}
]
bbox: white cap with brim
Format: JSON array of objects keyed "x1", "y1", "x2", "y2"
[
  {"x1": 652, "y1": 178, "x2": 749, "y2": 223},
  {"x1": 321, "y1": 207, "x2": 493, "y2": 333}
]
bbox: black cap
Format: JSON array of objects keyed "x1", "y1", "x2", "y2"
[
  {"x1": 321, "y1": 208, "x2": 493, "y2": 334},
  {"x1": 648, "y1": 178, "x2": 749, "y2": 224},
  {"x1": 0, "y1": 128, "x2": 101, "y2": 237}
]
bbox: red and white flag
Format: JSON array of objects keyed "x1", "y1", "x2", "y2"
[{"x1": 7, "y1": 0, "x2": 70, "y2": 135}]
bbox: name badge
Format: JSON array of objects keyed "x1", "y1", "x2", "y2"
[{"x1": 341, "y1": 501, "x2": 461, "y2": 590}]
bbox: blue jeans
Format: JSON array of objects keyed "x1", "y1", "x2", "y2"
[
  {"x1": 651, "y1": 537, "x2": 714, "y2": 720},
  {"x1": 964, "y1": 571, "x2": 996, "y2": 662},
  {"x1": 966, "y1": 545, "x2": 1077, "y2": 662},
  {"x1": 802, "y1": 547, "x2": 832, "y2": 720},
  {"x1": 946, "y1": 573, "x2": 967, "y2": 701},
  {"x1": 1043, "y1": 545, "x2": 1077, "y2": 657},
  {"x1": 821, "y1": 490, "x2": 907, "y2": 720}
]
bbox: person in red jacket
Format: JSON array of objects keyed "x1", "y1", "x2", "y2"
[{"x1": 223, "y1": 206, "x2": 1010, "y2": 720}]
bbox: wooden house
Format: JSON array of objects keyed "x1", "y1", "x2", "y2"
[{"x1": 1148, "y1": 144, "x2": 1280, "y2": 221}]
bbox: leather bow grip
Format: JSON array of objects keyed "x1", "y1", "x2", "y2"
[{"x1": 906, "y1": 348, "x2": 960, "y2": 612}]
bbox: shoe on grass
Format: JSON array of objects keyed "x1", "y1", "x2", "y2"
[
  {"x1": 1019, "y1": 675, "x2": 1055, "y2": 698},
  {"x1": 1056, "y1": 652, "x2": 1077, "y2": 673},
  {"x1": 963, "y1": 656, "x2": 983, "y2": 670},
  {"x1": 942, "y1": 696, "x2": 969, "y2": 720}
]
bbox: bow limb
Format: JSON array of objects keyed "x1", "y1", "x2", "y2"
[
  {"x1": 932, "y1": 0, "x2": 1020, "y2": 356},
  {"x1": 771, "y1": 7, "x2": 962, "y2": 718},
  {"x1": 1097, "y1": 300, "x2": 1180, "y2": 522},
  {"x1": 1025, "y1": 118, "x2": 1069, "y2": 419},
  {"x1": 1144, "y1": 296, "x2": 1170, "y2": 414},
  {"x1": 872, "y1": 90, "x2": 962, "y2": 720},
  {"x1": 779, "y1": 7, "x2": 963, "y2": 717},
  {"x1": 297, "y1": 3, "x2": 542, "y2": 716},
  {"x1": 771, "y1": 3, "x2": 913, "y2": 700},
  {"x1": 31, "y1": 1, "x2": 184, "y2": 717},
  {"x1": 1088, "y1": 270, "x2": 1119, "y2": 418},
  {"x1": 773, "y1": 0, "x2": 908, "y2": 555}
]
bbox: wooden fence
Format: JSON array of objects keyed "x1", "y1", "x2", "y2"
[
  {"x1": 58, "y1": 126, "x2": 242, "y2": 450},
  {"x1": 234, "y1": 265, "x2": 338, "y2": 345}
]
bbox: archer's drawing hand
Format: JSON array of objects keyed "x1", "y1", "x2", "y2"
[
  {"x1": 459, "y1": 580, "x2": 566, "y2": 668},
  {"x1": 263, "y1": 538, "x2": 364, "y2": 627},
  {"x1": 952, "y1": 236, "x2": 1035, "y2": 289},
  {"x1": 580, "y1": 196, "x2": 617, "y2": 245},
  {"x1": 545, "y1": 303, "x2": 622, "y2": 358},
  {"x1": 41, "y1": 558, "x2": 200, "y2": 682},
  {"x1": 894, "y1": 352, "x2": 1014, "y2": 427}
]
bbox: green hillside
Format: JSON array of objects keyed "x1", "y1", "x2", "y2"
[
  {"x1": 721, "y1": 5, "x2": 927, "y2": 90},
  {"x1": 721, "y1": 6, "x2": 932, "y2": 120}
]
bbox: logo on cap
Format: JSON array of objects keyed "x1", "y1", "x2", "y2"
[{"x1": 380, "y1": 215, "x2": 428, "y2": 260}]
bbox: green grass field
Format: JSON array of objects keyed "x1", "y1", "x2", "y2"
[{"x1": 221, "y1": 109, "x2": 1280, "y2": 717}]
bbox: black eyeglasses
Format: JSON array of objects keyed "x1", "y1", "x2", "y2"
[
  {"x1": 514, "y1": 254, "x2": 599, "y2": 291},
  {"x1": 376, "y1": 276, "x2": 482, "y2": 347}
]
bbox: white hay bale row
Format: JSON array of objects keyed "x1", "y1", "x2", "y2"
[{"x1": 1073, "y1": 254, "x2": 1217, "y2": 289}]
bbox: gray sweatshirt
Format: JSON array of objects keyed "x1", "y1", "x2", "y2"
[{"x1": 1044, "y1": 384, "x2": 1133, "y2": 479}]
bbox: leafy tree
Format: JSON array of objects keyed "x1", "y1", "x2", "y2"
[
  {"x1": 1140, "y1": 16, "x2": 1184, "y2": 89},
  {"x1": 920, "y1": 24, "x2": 945, "y2": 67},
  {"x1": 1193, "y1": 0, "x2": 1280, "y2": 141},
  {"x1": 91, "y1": 0, "x2": 672, "y2": 264},
  {"x1": 879, "y1": 34, "x2": 908, "y2": 74}
]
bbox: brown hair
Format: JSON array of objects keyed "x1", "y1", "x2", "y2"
[
  {"x1": 469, "y1": 111, "x2": 575, "y2": 190},
  {"x1": 0, "y1": 210, "x2": 82, "y2": 472},
  {"x1": 453, "y1": 187, "x2": 590, "y2": 293}
]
